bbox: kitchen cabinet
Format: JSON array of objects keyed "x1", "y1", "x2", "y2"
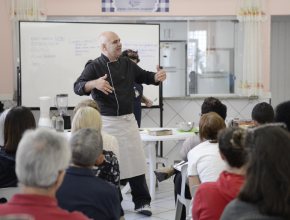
[
  {"x1": 147, "y1": 21, "x2": 187, "y2": 41},
  {"x1": 160, "y1": 22, "x2": 187, "y2": 41}
]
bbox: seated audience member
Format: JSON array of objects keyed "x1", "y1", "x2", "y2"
[
  {"x1": 0, "y1": 106, "x2": 36, "y2": 188},
  {"x1": 155, "y1": 97, "x2": 227, "y2": 180},
  {"x1": 73, "y1": 105, "x2": 123, "y2": 218},
  {"x1": 184, "y1": 112, "x2": 227, "y2": 220},
  {"x1": 73, "y1": 99, "x2": 119, "y2": 161},
  {"x1": 56, "y1": 128, "x2": 120, "y2": 220},
  {"x1": 180, "y1": 97, "x2": 227, "y2": 162},
  {"x1": 221, "y1": 124, "x2": 290, "y2": 220},
  {"x1": 72, "y1": 106, "x2": 120, "y2": 188},
  {"x1": 155, "y1": 97, "x2": 227, "y2": 220},
  {"x1": 187, "y1": 112, "x2": 227, "y2": 190},
  {"x1": 274, "y1": 100, "x2": 290, "y2": 132},
  {"x1": 0, "y1": 108, "x2": 11, "y2": 147},
  {"x1": 192, "y1": 127, "x2": 247, "y2": 220},
  {"x1": 0, "y1": 129, "x2": 90, "y2": 220},
  {"x1": 174, "y1": 98, "x2": 227, "y2": 220},
  {"x1": 251, "y1": 102, "x2": 274, "y2": 126}
]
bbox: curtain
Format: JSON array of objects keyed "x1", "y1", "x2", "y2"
[
  {"x1": 7, "y1": 0, "x2": 47, "y2": 98},
  {"x1": 236, "y1": 0, "x2": 267, "y2": 97},
  {"x1": 7, "y1": 0, "x2": 47, "y2": 21}
]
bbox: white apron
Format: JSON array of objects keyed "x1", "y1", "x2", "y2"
[{"x1": 102, "y1": 113, "x2": 147, "y2": 179}]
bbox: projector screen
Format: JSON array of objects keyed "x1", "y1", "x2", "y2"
[{"x1": 19, "y1": 21, "x2": 160, "y2": 108}]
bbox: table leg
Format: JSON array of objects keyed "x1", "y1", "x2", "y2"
[{"x1": 148, "y1": 141, "x2": 156, "y2": 200}]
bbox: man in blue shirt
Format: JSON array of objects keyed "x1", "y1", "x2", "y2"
[{"x1": 56, "y1": 128, "x2": 120, "y2": 220}]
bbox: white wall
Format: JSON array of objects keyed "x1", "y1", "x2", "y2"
[{"x1": 270, "y1": 16, "x2": 290, "y2": 108}]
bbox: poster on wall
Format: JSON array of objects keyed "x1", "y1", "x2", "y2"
[{"x1": 102, "y1": 0, "x2": 169, "y2": 12}]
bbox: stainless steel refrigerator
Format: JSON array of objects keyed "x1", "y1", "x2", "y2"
[{"x1": 160, "y1": 42, "x2": 186, "y2": 97}]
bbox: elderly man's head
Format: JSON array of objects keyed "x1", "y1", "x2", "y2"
[
  {"x1": 16, "y1": 129, "x2": 71, "y2": 189},
  {"x1": 70, "y1": 128, "x2": 104, "y2": 168},
  {"x1": 98, "y1": 31, "x2": 122, "y2": 61}
]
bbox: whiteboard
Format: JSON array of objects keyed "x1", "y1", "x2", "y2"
[{"x1": 19, "y1": 21, "x2": 160, "y2": 108}]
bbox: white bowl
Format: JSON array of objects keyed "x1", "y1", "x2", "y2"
[{"x1": 176, "y1": 122, "x2": 195, "y2": 131}]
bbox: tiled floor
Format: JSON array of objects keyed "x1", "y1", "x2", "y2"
[{"x1": 121, "y1": 168, "x2": 176, "y2": 220}]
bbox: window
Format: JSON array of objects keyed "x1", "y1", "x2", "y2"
[{"x1": 188, "y1": 20, "x2": 237, "y2": 95}]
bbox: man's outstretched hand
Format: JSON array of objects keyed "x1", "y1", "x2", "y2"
[
  {"x1": 154, "y1": 65, "x2": 166, "y2": 83},
  {"x1": 95, "y1": 74, "x2": 114, "y2": 95}
]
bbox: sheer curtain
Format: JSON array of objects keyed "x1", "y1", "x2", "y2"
[
  {"x1": 7, "y1": 0, "x2": 46, "y2": 21},
  {"x1": 236, "y1": 0, "x2": 267, "y2": 97},
  {"x1": 7, "y1": 0, "x2": 47, "y2": 98}
]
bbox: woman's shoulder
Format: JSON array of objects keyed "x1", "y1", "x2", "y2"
[
  {"x1": 221, "y1": 199, "x2": 284, "y2": 220},
  {"x1": 187, "y1": 141, "x2": 219, "y2": 162},
  {"x1": 221, "y1": 199, "x2": 257, "y2": 220},
  {"x1": 0, "y1": 149, "x2": 15, "y2": 160},
  {"x1": 189, "y1": 140, "x2": 217, "y2": 152},
  {"x1": 187, "y1": 135, "x2": 201, "y2": 146},
  {"x1": 101, "y1": 132, "x2": 119, "y2": 152}
]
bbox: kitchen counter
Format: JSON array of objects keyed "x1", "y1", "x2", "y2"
[{"x1": 163, "y1": 96, "x2": 261, "y2": 100}]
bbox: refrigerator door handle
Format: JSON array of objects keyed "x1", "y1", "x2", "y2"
[
  {"x1": 162, "y1": 66, "x2": 176, "y2": 69},
  {"x1": 163, "y1": 68, "x2": 177, "y2": 72}
]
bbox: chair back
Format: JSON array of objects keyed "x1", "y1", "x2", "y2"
[
  {"x1": 191, "y1": 185, "x2": 199, "y2": 199},
  {"x1": 180, "y1": 163, "x2": 188, "y2": 198},
  {"x1": 175, "y1": 163, "x2": 191, "y2": 220},
  {"x1": 0, "y1": 186, "x2": 22, "y2": 201}
]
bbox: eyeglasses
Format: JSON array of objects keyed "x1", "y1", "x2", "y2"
[{"x1": 127, "y1": 50, "x2": 138, "y2": 58}]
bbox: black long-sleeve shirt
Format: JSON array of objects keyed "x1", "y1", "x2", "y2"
[{"x1": 74, "y1": 53, "x2": 158, "y2": 116}]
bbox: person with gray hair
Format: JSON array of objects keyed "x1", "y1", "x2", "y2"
[
  {"x1": 70, "y1": 127, "x2": 103, "y2": 167},
  {"x1": 56, "y1": 128, "x2": 120, "y2": 220},
  {"x1": 0, "y1": 129, "x2": 90, "y2": 220}
]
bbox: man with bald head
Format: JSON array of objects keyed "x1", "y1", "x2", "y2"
[{"x1": 74, "y1": 31, "x2": 166, "y2": 216}]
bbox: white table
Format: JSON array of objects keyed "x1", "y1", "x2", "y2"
[{"x1": 140, "y1": 128, "x2": 196, "y2": 200}]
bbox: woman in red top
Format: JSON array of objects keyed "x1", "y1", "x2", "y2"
[{"x1": 192, "y1": 127, "x2": 247, "y2": 220}]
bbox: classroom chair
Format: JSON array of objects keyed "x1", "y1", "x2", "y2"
[
  {"x1": 0, "y1": 186, "x2": 22, "y2": 202},
  {"x1": 174, "y1": 163, "x2": 191, "y2": 220}
]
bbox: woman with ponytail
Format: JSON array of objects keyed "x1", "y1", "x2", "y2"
[
  {"x1": 221, "y1": 124, "x2": 290, "y2": 220},
  {"x1": 192, "y1": 127, "x2": 247, "y2": 220}
]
